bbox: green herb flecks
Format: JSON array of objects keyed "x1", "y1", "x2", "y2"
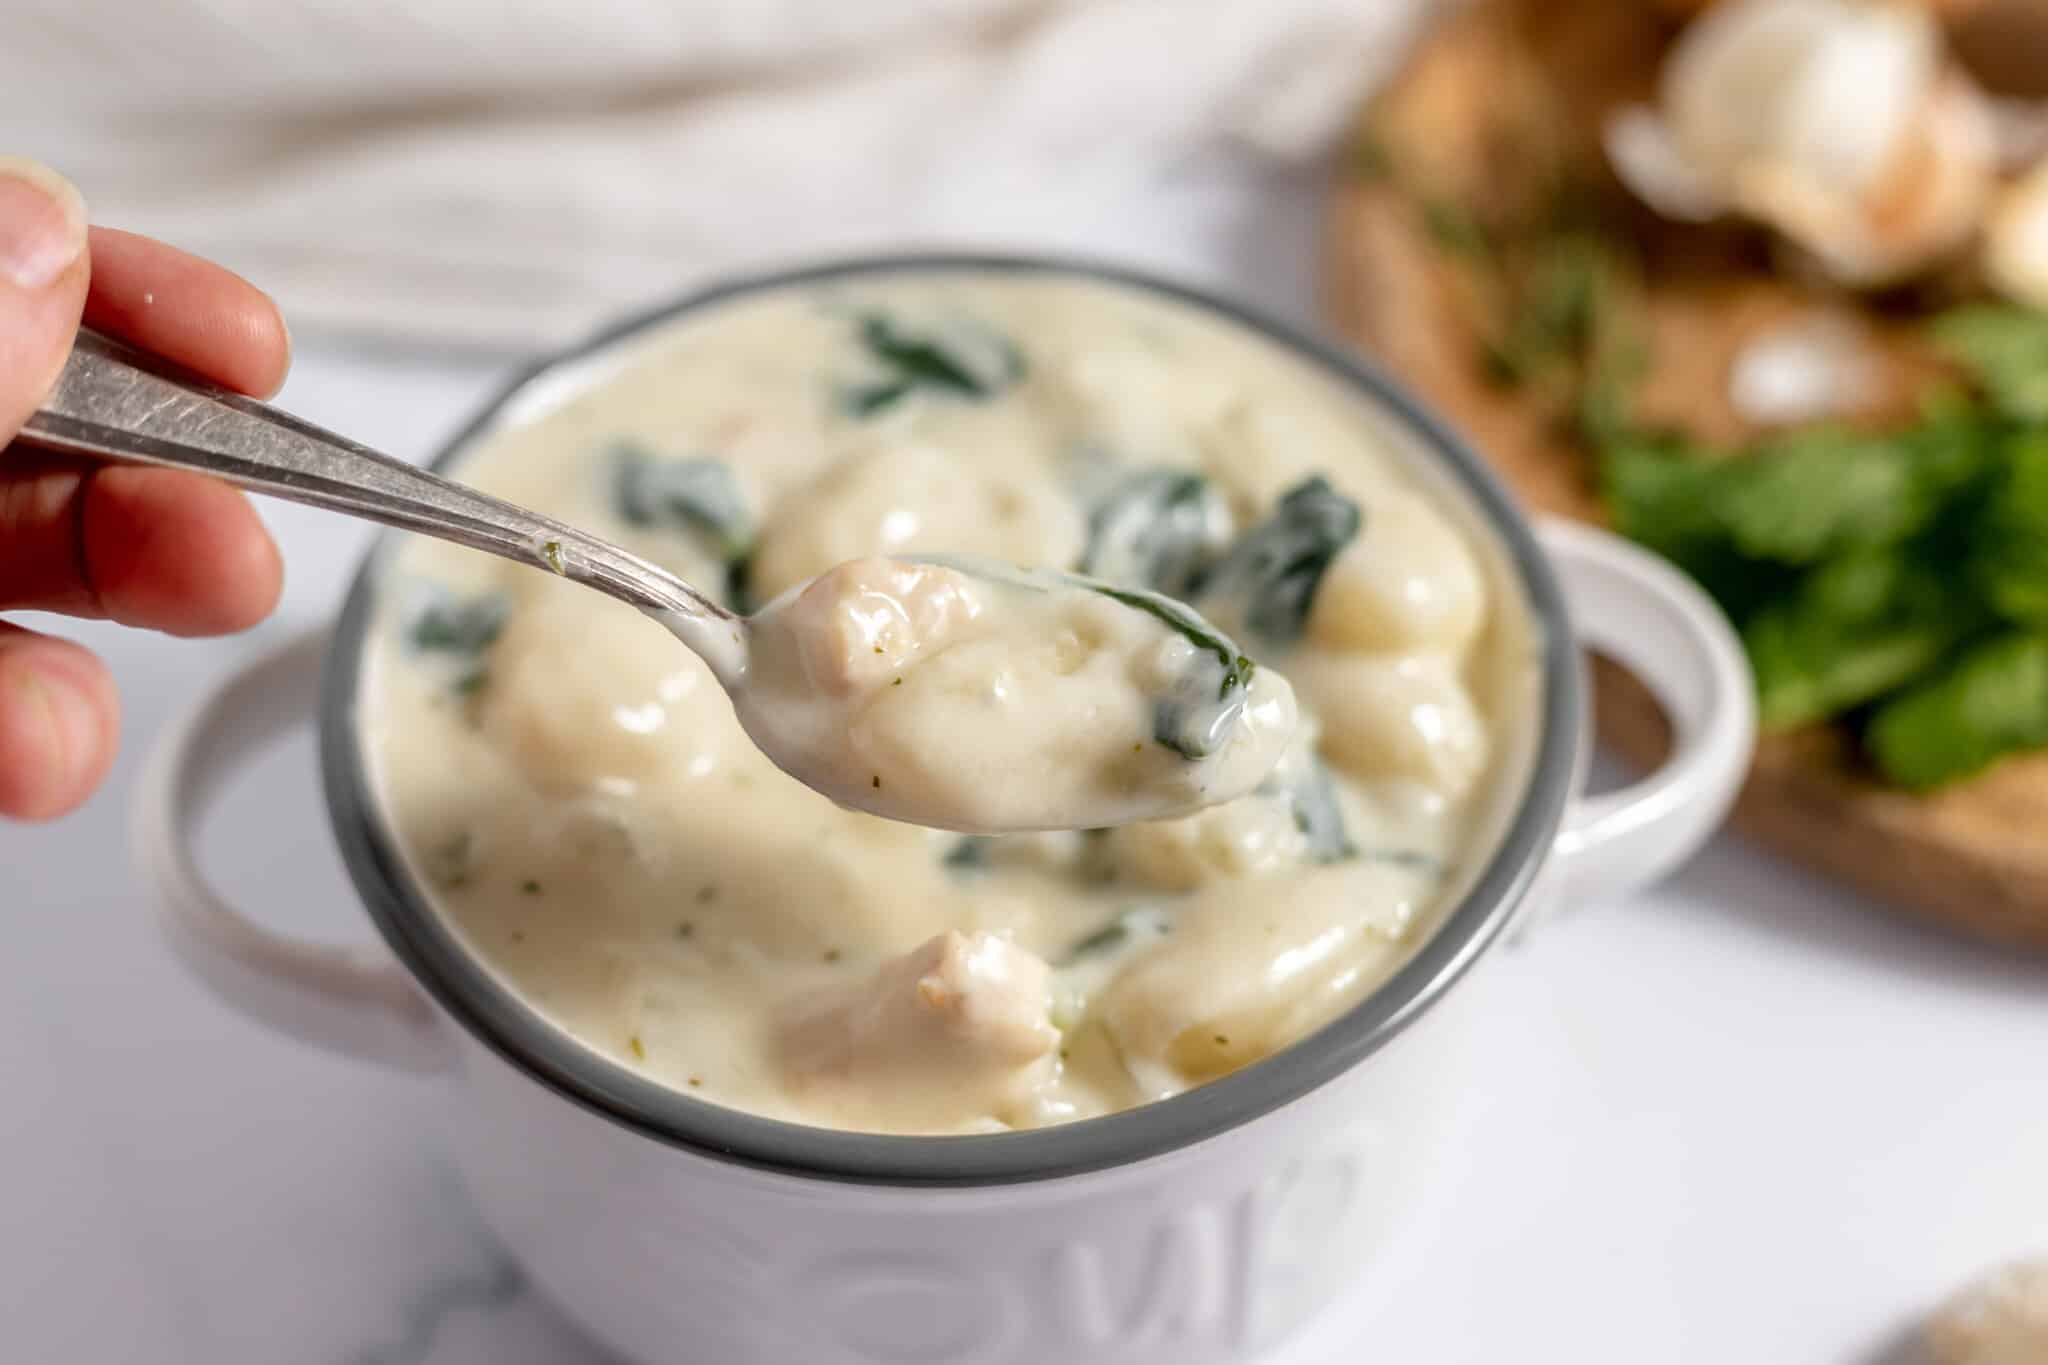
[{"x1": 425, "y1": 830, "x2": 476, "y2": 891}]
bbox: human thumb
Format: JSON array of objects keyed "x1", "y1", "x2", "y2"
[{"x1": 0, "y1": 156, "x2": 89, "y2": 443}]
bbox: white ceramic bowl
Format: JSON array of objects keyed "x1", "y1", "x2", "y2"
[{"x1": 136, "y1": 257, "x2": 1755, "y2": 1365}]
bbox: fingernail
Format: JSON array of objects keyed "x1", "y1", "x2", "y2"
[{"x1": 0, "y1": 156, "x2": 87, "y2": 291}]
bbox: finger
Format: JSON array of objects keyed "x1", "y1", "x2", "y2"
[
  {"x1": 0, "y1": 157, "x2": 90, "y2": 441},
  {"x1": 82, "y1": 227, "x2": 291, "y2": 398},
  {"x1": 0, "y1": 454, "x2": 283, "y2": 634},
  {"x1": 0, "y1": 621, "x2": 118, "y2": 821}
]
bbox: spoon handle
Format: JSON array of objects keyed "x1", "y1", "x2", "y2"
[{"x1": 19, "y1": 329, "x2": 734, "y2": 629}]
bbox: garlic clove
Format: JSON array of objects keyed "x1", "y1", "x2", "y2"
[
  {"x1": 1984, "y1": 157, "x2": 2048, "y2": 309},
  {"x1": 1662, "y1": 0, "x2": 1938, "y2": 196},
  {"x1": 1618, "y1": 0, "x2": 1992, "y2": 289},
  {"x1": 1726, "y1": 314, "x2": 1878, "y2": 427},
  {"x1": 1604, "y1": 104, "x2": 1727, "y2": 223},
  {"x1": 1728, "y1": 72, "x2": 1995, "y2": 287}
]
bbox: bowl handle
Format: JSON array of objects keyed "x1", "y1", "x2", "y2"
[
  {"x1": 131, "y1": 629, "x2": 451, "y2": 1074},
  {"x1": 1536, "y1": 519, "x2": 1756, "y2": 919}
]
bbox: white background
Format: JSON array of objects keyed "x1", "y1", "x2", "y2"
[{"x1": 1, "y1": 174, "x2": 2043, "y2": 1365}]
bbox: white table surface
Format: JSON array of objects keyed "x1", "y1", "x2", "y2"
[{"x1": 2, "y1": 172, "x2": 2044, "y2": 1365}]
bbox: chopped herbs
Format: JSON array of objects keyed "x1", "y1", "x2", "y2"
[
  {"x1": 1596, "y1": 303, "x2": 2048, "y2": 786},
  {"x1": 1931, "y1": 306, "x2": 2048, "y2": 423},
  {"x1": 521, "y1": 879, "x2": 542, "y2": 896},
  {"x1": 628, "y1": 1035, "x2": 646, "y2": 1060},
  {"x1": 1973, "y1": 431, "x2": 2048, "y2": 628},
  {"x1": 1868, "y1": 633, "x2": 2048, "y2": 790},
  {"x1": 539, "y1": 539, "x2": 565, "y2": 576},
  {"x1": 1191, "y1": 476, "x2": 1363, "y2": 646},
  {"x1": 843, "y1": 312, "x2": 1024, "y2": 415},
  {"x1": 1741, "y1": 550, "x2": 1973, "y2": 730},
  {"x1": 424, "y1": 830, "x2": 475, "y2": 890},
  {"x1": 1078, "y1": 468, "x2": 1234, "y2": 595}
]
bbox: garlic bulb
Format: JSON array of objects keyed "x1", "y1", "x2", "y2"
[{"x1": 1607, "y1": 0, "x2": 1996, "y2": 287}]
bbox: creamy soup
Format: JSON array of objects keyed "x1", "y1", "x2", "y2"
[{"x1": 363, "y1": 272, "x2": 1540, "y2": 1134}]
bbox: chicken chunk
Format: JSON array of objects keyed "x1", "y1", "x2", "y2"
[{"x1": 776, "y1": 930, "x2": 1059, "y2": 1132}]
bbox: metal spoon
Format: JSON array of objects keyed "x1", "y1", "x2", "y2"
[
  {"x1": 19, "y1": 329, "x2": 1295, "y2": 832},
  {"x1": 21, "y1": 328, "x2": 749, "y2": 684}
]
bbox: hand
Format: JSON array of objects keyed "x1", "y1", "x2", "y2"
[{"x1": 1, "y1": 157, "x2": 289, "y2": 820}]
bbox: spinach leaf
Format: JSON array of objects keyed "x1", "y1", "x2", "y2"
[
  {"x1": 1868, "y1": 632, "x2": 2048, "y2": 789},
  {"x1": 1084, "y1": 582, "x2": 1257, "y2": 760},
  {"x1": 1285, "y1": 758, "x2": 1356, "y2": 864},
  {"x1": 922, "y1": 554, "x2": 1256, "y2": 762},
  {"x1": 1255, "y1": 749, "x2": 1356, "y2": 864},
  {"x1": 1193, "y1": 476, "x2": 1362, "y2": 646},
  {"x1": 406, "y1": 590, "x2": 509, "y2": 656},
  {"x1": 1060, "y1": 906, "x2": 1172, "y2": 967},
  {"x1": 942, "y1": 836, "x2": 990, "y2": 872},
  {"x1": 843, "y1": 313, "x2": 1024, "y2": 415},
  {"x1": 405, "y1": 586, "x2": 510, "y2": 697},
  {"x1": 1079, "y1": 469, "x2": 1233, "y2": 596},
  {"x1": 610, "y1": 444, "x2": 755, "y2": 562}
]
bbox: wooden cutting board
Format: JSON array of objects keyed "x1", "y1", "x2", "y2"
[{"x1": 1321, "y1": 0, "x2": 2048, "y2": 948}]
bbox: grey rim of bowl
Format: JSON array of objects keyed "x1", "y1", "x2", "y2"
[{"x1": 320, "y1": 252, "x2": 1584, "y2": 1188}]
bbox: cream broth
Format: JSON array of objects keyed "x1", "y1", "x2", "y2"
[{"x1": 363, "y1": 272, "x2": 1539, "y2": 1134}]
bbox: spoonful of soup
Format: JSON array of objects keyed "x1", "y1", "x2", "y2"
[{"x1": 22, "y1": 329, "x2": 1296, "y2": 831}]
